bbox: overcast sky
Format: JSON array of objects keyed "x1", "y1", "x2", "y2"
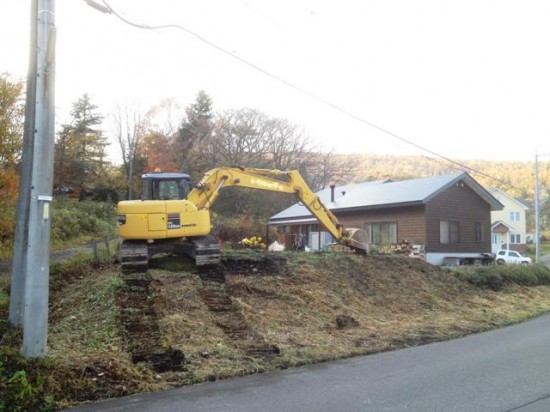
[{"x1": 1, "y1": 0, "x2": 550, "y2": 163}]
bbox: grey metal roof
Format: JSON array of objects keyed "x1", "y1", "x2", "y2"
[{"x1": 269, "y1": 172, "x2": 503, "y2": 223}]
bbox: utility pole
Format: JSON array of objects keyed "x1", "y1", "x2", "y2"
[
  {"x1": 9, "y1": 0, "x2": 56, "y2": 358},
  {"x1": 535, "y1": 150, "x2": 540, "y2": 263},
  {"x1": 9, "y1": 0, "x2": 39, "y2": 329},
  {"x1": 535, "y1": 150, "x2": 550, "y2": 265}
]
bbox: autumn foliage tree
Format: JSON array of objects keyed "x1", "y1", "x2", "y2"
[{"x1": 0, "y1": 73, "x2": 24, "y2": 248}]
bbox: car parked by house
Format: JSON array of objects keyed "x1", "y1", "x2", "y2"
[{"x1": 495, "y1": 249, "x2": 532, "y2": 265}]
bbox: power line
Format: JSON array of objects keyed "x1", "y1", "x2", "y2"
[{"x1": 91, "y1": 0, "x2": 517, "y2": 189}]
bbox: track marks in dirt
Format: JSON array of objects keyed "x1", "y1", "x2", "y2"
[
  {"x1": 116, "y1": 273, "x2": 184, "y2": 372},
  {"x1": 198, "y1": 259, "x2": 284, "y2": 359}
]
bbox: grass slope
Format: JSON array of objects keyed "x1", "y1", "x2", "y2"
[{"x1": 2, "y1": 251, "x2": 550, "y2": 410}]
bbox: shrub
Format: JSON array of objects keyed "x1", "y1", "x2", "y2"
[
  {"x1": 0, "y1": 347, "x2": 55, "y2": 412},
  {"x1": 452, "y1": 264, "x2": 550, "y2": 291},
  {"x1": 51, "y1": 198, "x2": 116, "y2": 243},
  {"x1": 212, "y1": 214, "x2": 267, "y2": 244}
]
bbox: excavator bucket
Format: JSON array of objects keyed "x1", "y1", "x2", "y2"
[{"x1": 343, "y1": 228, "x2": 369, "y2": 254}]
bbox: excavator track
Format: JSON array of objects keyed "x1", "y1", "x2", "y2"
[
  {"x1": 119, "y1": 237, "x2": 221, "y2": 272},
  {"x1": 190, "y1": 236, "x2": 221, "y2": 266},
  {"x1": 119, "y1": 241, "x2": 149, "y2": 273}
]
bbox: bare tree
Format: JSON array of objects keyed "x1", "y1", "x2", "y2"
[
  {"x1": 145, "y1": 97, "x2": 183, "y2": 138},
  {"x1": 112, "y1": 103, "x2": 145, "y2": 200},
  {"x1": 305, "y1": 151, "x2": 359, "y2": 190},
  {"x1": 263, "y1": 117, "x2": 316, "y2": 171},
  {"x1": 208, "y1": 108, "x2": 271, "y2": 168}
]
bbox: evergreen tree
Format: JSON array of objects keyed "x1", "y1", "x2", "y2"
[
  {"x1": 174, "y1": 90, "x2": 214, "y2": 178},
  {"x1": 54, "y1": 94, "x2": 107, "y2": 197}
]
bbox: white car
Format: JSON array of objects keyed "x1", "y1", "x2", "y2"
[{"x1": 495, "y1": 249, "x2": 532, "y2": 265}]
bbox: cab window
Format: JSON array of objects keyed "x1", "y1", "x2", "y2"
[{"x1": 157, "y1": 181, "x2": 180, "y2": 200}]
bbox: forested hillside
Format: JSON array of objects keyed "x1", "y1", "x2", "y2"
[{"x1": 337, "y1": 153, "x2": 549, "y2": 203}]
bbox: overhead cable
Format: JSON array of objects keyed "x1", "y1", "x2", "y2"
[{"x1": 92, "y1": 0, "x2": 518, "y2": 189}]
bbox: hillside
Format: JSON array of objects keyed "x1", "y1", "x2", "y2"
[
  {"x1": 337, "y1": 153, "x2": 550, "y2": 201},
  {"x1": 2, "y1": 251, "x2": 550, "y2": 410}
]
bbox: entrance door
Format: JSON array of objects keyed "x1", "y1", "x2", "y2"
[{"x1": 492, "y1": 233, "x2": 501, "y2": 253}]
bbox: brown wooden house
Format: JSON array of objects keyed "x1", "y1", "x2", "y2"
[{"x1": 268, "y1": 172, "x2": 503, "y2": 265}]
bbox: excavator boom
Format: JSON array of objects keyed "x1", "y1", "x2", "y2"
[{"x1": 187, "y1": 167, "x2": 367, "y2": 252}]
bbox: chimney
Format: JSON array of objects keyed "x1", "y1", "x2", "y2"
[{"x1": 330, "y1": 184, "x2": 335, "y2": 202}]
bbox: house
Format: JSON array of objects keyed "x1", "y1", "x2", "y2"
[
  {"x1": 489, "y1": 188, "x2": 529, "y2": 254},
  {"x1": 268, "y1": 172, "x2": 503, "y2": 265}
]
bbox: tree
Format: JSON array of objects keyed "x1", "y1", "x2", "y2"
[
  {"x1": 54, "y1": 94, "x2": 107, "y2": 198},
  {"x1": 304, "y1": 151, "x2": 359, "y2": 190},
  {"x1": 207, "y1": 109, "x2": 318, "y2": 218},
  {"x1": 174, "y1": 90, "x2": 214, "y2": 178},
  {"x1": 0, "y1": 74, "x2": 24, "y2": 247},
  {"x1": 263, "y1": 117, "x2": 315, "y2": 171},
  {"x1": 0, "y1": 73, "x2": 24, "y2": 168},
  {"x1": 139, "y1": 98, "x2": 183, "y2": 173},
  {"x1": 145, "y1": 97, "x2": 183, "y2": 138},
  {"x1": 112, "y1": 103, "x2": 145, "y2": 200},
  {"x1": 208, "y1": 108, "x2": 271, "y2": 168},
  {"x1": 140, "y1": 131, "x2": 178, "y2": 173}
]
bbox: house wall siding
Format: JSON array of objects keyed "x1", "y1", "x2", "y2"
[
  {"x1": 425, "y1": 184, "x2": 492, "y2": 253},
  {"x1": 331, "y1": 206, "x2": 426, "y2": 245}
]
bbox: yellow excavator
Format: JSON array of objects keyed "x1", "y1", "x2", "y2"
[{"x1": 117, "y1": 167, "x2": 368, "y2": 271}]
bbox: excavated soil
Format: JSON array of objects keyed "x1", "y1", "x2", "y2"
[
  {"x1": 116, "y1": 272, "x2": 184, "y2": 372},
  {"x1": 197, "y1": 258, "x2": 285, "y2": 359},
  {"x1": 113, "y1": 254, "x2": 288, "y2": 372}
]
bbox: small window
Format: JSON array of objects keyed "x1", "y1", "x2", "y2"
[
  {"x1": 510, "y1": 212, "x2": 520, "y2": 222},
  {"x1": 510, "y1": 234, "x2": 521, "y2": 244},
  {"x1": 440, "y1": 220, "x2": 459, "y2": 244},
  {"x1": 475, "y1": 222, "x2": 483, "y2": 242}
]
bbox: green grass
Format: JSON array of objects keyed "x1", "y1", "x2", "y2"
[
  {"x1": 451, "y1": 264, "x2": 550, "y2": 291},
  {"x1": 526, "y1": 241, "x2": 550, "y2": 260}
]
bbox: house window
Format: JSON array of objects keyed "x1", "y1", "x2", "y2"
[
  {"x1": 510, "y1": 211, "x2": 520, "y2": 222},
  {"x1": 367, "y1": 221, "x2": 397, "y2": 245},
  {"x1": 510, "y1": 234, "x2": 521, "y2": 244},
  {"x1": 440, "y1": 220, "x2": 459, "y2": 244},
  {"x1": 475, "y1": 222, "x2": 483, "y2": 242}
]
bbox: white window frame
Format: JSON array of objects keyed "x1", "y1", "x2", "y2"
[{"x1": 510, "y1": 211, "x2": 520, "y2": 222}]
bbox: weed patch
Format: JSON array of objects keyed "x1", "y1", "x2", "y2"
[
  {"x1": 0, "y1": 347, "x2": 55, "y2": 412},
  {"x1": 451, "y1": 264, "x2": 550, "y2": 291}
]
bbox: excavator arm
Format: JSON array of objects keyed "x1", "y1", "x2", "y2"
[{"x1": 187, "y1": 167, "x2": 367, "y2": 252}]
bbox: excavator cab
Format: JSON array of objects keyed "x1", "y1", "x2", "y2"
[{"x1": 141, "y1": 172, "x2": 191, "y2": 201}]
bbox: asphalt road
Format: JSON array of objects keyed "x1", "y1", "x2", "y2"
[{"x1": 66, "y1": 313, "x2": 550, "y2": 412}]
